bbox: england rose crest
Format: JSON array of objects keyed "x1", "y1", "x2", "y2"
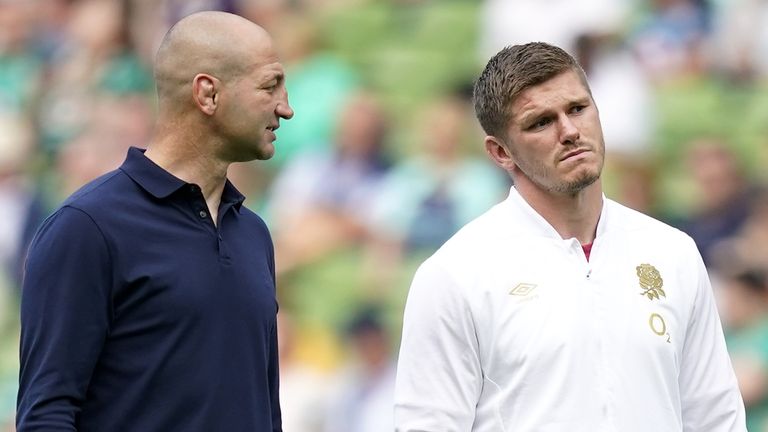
[{"x1": 637, "y1": 263, "x2": 665, "y2": 300}]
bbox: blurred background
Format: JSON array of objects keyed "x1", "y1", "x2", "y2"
[{"x1": 1, "y1": 0, "x2": 768, "y2": 430}]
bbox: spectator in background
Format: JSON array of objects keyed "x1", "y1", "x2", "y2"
[
  {"x1": 32, "y1": 0, "x2": 88, "y2": 62},
  {"x1": 0, "y1": 270, "x2": 17, "y2": 432},
  {"x1": 17, "y1": 11, "x2": 293, "y2": 431},
  {"x1": 0, "y1": 114, "x2": 44, "y2": 430},
  {"x1": 712, "y1": 256, "x2": 768, "y2": 432},
  {"x1": 478, "y1": 0, "x2": 631, "y2": 60},
  {"x1": 602, "y1": 153, "x2": 664, "y2": 219},
  {"x1": 627, "y1": 0, "x2": 710, "y2": 81},
  {"x1": 366, "y1": 94, "x2": 507, "y2": 289},
  {"x1": 324, "y1": 305, "x2": 396, "y2": 432},
  {"x1": 371, "y1": 94, "x2": 507, "y2": 253},
  {"x1": 734, "y1": 190, "x2": 768, "y2": 266},
  {"x1": 710, "y1": 0, "x2": 768, "y2": 82},
  {"x1": 54, "y1": 94, "x2": 154, "y2": 199},
  {"x1": 266, "y1": 91, "x2": 391, "y2": 275},
  {"x1": 278, "y1": 312, "x2": 331, "y2": 432},
  {"x1": 0, "y1": 115, "x2": 47, "y2": 291},
  {"x1": 677, "y1": 138, "x2": 756, "y2": 265},
  {"x1": 0, "y1": 1, "x2": 44, "y2": 116},
  {"x1": 36, "y1": 0, "x2": 153, "y2": 153}
]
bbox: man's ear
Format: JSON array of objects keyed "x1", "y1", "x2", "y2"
[
  {"x1": 484, "y1": 135, "x2": 516, "y2": 172},
  {"x1": 192, "y1": 73, "x2": 219, "y2": 116}
]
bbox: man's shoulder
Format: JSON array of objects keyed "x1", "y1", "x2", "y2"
[
  {"x1": 28, "y1": 174, "x2": 128, "y2": 253},
  {"x1": 62, "y1": 169, "x2": 130, "y2": 213},
  {"x1": 236, "y1": 206, "x2": 272, "y2": 236},
  {"x1": 429, "y1": 200, "x2": 509, "y2": 263},
  {"x1": 33, "y1": 170, "x2": 132, "y2": 238},
  {"x1": 604, "y1": 198, "x2": 692, "y2": 244}
]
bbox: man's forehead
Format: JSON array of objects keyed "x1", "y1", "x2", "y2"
[
  {"x1": 509, "y1": 92, "x2": 546, "y2": 124},
  {"x1": 253, "y1": 61, "x2": 285, "y2": 77},
  {"x1": 262, "y1": 61, "x2": 284, "y2": 71},
  {"x1": 512, "y1": 74, "x2": 589, "y2": 116}
]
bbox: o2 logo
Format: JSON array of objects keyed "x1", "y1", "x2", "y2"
[{"x1": 649, "y1": 313, "x2": 671, "y2": 343}]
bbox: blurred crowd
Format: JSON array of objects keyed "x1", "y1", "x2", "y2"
[{"x1": 0, "y1": 0, "x2": 767, "y2": 430}]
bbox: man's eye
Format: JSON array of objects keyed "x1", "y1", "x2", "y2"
[
  {"x1": 571, "y1": 105, "x2": 585, "y2": 114},
  {"x1": 530, "y1": 118, "x2": 551, "y2": 129}
]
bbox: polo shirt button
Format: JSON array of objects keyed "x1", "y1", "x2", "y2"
[{"x1": 199, "y1": 210, "x2": 207, "y2": 218}]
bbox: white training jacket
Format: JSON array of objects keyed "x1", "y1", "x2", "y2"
[{"x1": 394, "y1": 187, "x2": 746, "y2": 432}]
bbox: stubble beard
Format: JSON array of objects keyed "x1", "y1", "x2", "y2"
[
  {"x1": 514, "y1": 153, "x2": 603, "y2": 197},
  {"x1": 550, "y1": 170, "x2": 600, "y2": 195}
]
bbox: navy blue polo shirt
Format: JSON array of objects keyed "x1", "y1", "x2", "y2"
[{"x1": 18, "y1": 147, "x2": 281, "y2": 431}]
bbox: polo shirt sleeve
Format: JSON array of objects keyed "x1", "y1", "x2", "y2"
[
  {"x1": 269, "y1": 322, "x2": 281, "y2": 432},
  {"x1": 678, "y1": 238, "x2": 747, "y2": 432},
  {"x1": 17, "y1": 206, "x2": 112, "y2": 431},
  {"x1": 266, "y1": 234, "x2": 282, "y2": 432},
  {"x1": 394, "y1": 258, "x2": 482, "y2": 431}
]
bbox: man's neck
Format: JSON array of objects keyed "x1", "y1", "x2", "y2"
[
  {"x1": 515, "y1": 180, "x2": 603, "y2": 245},
  {"x1": 144, "y1": 137, "x2": 229, "y2": 224}
]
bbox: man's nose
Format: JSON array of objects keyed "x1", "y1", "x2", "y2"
[
  {"x1": 277, "y1": 91, "x2": 294, "y2": 119},
  {"x1": 277, "y1": 101, "x2": 294, "y2": 120},
  {"x1": 558, "y1": 114, "x2": 579, "y2": 145}
]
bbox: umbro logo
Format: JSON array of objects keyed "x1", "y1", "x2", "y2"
[{"x1": 509, "y1": 283, "x2": 537, "y2": 296}]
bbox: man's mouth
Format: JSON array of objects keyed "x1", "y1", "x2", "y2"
[{"x1": 560, "y1": 148, "x2": 589, "y2": 161}]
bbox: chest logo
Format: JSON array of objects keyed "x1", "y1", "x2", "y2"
[
  {"x1": 637, "y1": 263, "x2": 665, "y2": 300},
  {"x1": 509, "y1": 283, "x2": 537, "y2": 296},
  {"x1": 649, "y1": 312, "x2": 671, "y2": 343}
]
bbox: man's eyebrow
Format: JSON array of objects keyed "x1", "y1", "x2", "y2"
[
  {"x1": 264, "y1": 71, "x2": 285, "y2": 81},
  {"x1": 517, "y1": 107, "x2": 547, "y2": 125},
  {"x1": 517, "y1": 95, "x2": 591, "y2": 124},
  {"x1": 571, "y1": 95, "x2": 591, "y2": 105}
]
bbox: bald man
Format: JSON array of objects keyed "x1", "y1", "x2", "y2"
[{"x1": 17, "y1": 12, "x2": 293, "y2": 432}]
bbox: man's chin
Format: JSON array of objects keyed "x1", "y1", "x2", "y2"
[
  {"x1": 252, "y1": 142, "x2": 275, "y2": 161},
  {"x1": 552, "y1": 171, "x2": 600, "y2": 195},
  {"x1": 229, "y1": 143, "x2": 274, "y2": 162},
  {"x1": 256, "y1": 149, "x2": 274, "y2": 161}
]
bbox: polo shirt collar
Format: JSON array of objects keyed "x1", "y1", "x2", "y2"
[
  {"x1": 221, "y1": 180, "x2": 246, "y2": 210},
  {"x1": 119, "y1": 147, "x2": 246, "y2": 210}
]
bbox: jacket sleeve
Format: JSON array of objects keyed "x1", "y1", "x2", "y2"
[
  {"x1": 394, "y1": 258, "x2": 482, "y2": 432},
  {"x1": 17, "y1": 206, "x2": 112, "y2": 431},
  {"x1": 678, "y1": 237, "x2": 746, "y2": 432}
]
